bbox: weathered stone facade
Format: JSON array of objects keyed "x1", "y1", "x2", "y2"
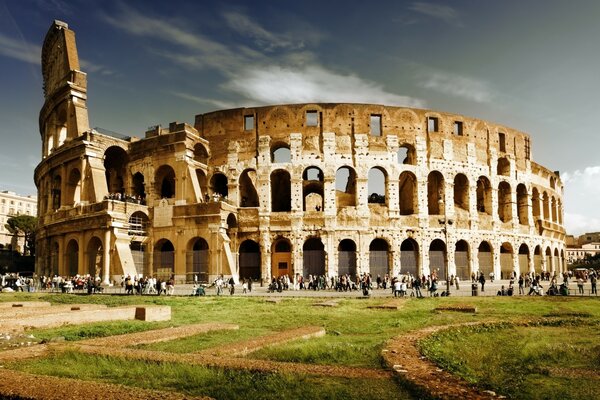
[{"x1": 34, "y1": 21, "x2": 565, "y2": 284}]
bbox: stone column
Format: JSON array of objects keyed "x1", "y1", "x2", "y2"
[{"x1": 103, "y1": 229, "x2": 111, "y2": 284}]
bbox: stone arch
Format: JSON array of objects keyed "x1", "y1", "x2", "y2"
[
  {"x1": 453, "y1": 174, "x2": 469, "y2": 213},
  {"x1": 303, "y1": 166, "x2": 324, "y2": 211},
  {"x1": 155, "y1": 165, "x2": 176, "y2": 199},
  {"x1": 239, "y1": 240, "x2": 261, "y2": 281},
  {"x1": 239, "y1": 169, "x2": 259, "y2": 207},
  {"x1": 193, "y1": 143, "x2": 209, "y2": 164},
  {"x1": 303, "y1": 237, "x2": 325, "y2": 277},
  {"x1": 454, "y1": 240, "x2": 470, "y2": 280},
  {"x1": 427, "y1": 171, "x2": 445, "y2": 215},
  {"x1": 477, "y1": 241, "x2": 493, "y2": 277},
  {"x1": 498, "y1": 181, "x2": 512, "y2": 223},
  {"x1": 399, "y1": 171, "x2": 417, "y2": 215},
  {"x1": 52, "y1": 173, "x2": 62, "y2": 210},
  {"x1": 518, "y1": 244, "x2": 530, "y2": 274},
  {"x1": 132, "y1": 172, "x2": 146, "y2": 200},
  {"x1": 210, "y1": 173, "x2": 228, "y2": 199},
  {"x1": 429, "y1": 239, "x2": 447, "y2": 281},
  {"x1": 335, "y1": 166, "x2": 357, "y2": 207},
  {"x1": 128, "y1": 211, "x2": 149, "y2": 236},
  {"x1": 272, "y1": 237, "x2": 292, "y2": 278},
  {"x1": 271, "y1": 142, "x2": 291, "y2": 163},
  {"x1": 497, "y1": 157, "x2": 510, "y2": 176},
  {"x1": 553, "y1": 248, "x2": 560, "y2": 273},
  {"x1": 338, "y1": 239, "x2": 357, "y2": 278},
  {"x1": 534, "y1": 245, "x2": 542, "y2": 274},
  {"x1": 154, "y1": 239, "x2": 175, "y2": 280},
  {"x1": 551, "y1": 196, "x2": 557, "y2": 223},
  {"x1": 476, "y1": 176, "x2": 492, "y2": 215},
  {"x1": 542, "y1": 191, "x2": 550, "y2": 220},
  {"x1": 65, "y1": 239, "x2": 79, "y2": 277},
  {"x1": 187, "y1": 237, "x2": 209, "y2": 282},
  {"x1": 368, "y1": 167, "x2": 387, "y2": 204},
  {"x1": 370, "y1": 238, "x2": 390, "y2": 278},
  {"x1": 271, "y1": 169, "x2": 291, "y2": 212},
  {"x1": 545, "y1": 246, "x2": 552, "y2": 272},
  {"x1": 500, "y1": 242, "x2": 514, "y2": 279},
  {"x1": 66, "y1": 168, "x2": 81, "y2": 206},
  {"x1": 517, "y1": 184, "x2": 529, "y2": 225},
  {"x1": 400, "y1": 238, "x2": 419, "y2": 277},
  {"x1": 226, "y1": 213, "x2": 238, "y2": 230},
  {"x1": 49, "y1": 241, "x2": 60, "y2": 276},
  {"x1": 104, "y1": 146, "x2": 129, "y2": 195},
  {"x1": 86, "y1": 236, "x2": 103, "y2": 278},
  {"x1": 532, "y1": 187, "x2": 541, "y2": 219},
  {"x1": 397, "y1": 144, "x2": 416, "y2": 165}
]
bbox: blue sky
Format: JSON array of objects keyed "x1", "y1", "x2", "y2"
[{"x1": 0, "y1": 0, "x2": 599, "y2": 235}]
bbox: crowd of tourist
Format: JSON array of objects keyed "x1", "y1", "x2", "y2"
[{"x1": 104, "y1": 192, "x2": 146, "y2": 204}]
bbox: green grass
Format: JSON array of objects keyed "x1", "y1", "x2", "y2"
[
  {"x1": 1, "y1": 293, "x2": 599, "y2": 399},
  {"x1": 419, "y1": 319, "x2": 600, "y2": 400}
]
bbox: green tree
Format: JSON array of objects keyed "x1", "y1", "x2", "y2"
[{"x1": 5, "y1": 215, "x2": 37, "y2": 256}]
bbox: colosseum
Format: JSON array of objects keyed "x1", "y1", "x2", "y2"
[{"x1": 34, "y1": 21, "x2": 566, "y2": 285}]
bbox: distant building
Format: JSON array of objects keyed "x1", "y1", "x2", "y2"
[
  {"x1": 577, "y1": 232, "x2": 600, "y2": 247},
  {"x1": 566, "y1": 242, "x2": 600, "y2": 264},
  {"x1": 0, "y1": 190, "x2": 37, "y2": 251}
]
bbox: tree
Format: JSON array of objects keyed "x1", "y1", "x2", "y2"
[{"x1": 5, "y1": 215, "x2": 37, "y2": 256}]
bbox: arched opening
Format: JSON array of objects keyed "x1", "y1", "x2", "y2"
[
  {"x1": 226, "y1": 213, "x2": 238, "y2": 230},
  {"x1": 399, "y1": 171, "x2": 417, "y2": 215},
  {"x1": 500, "y1": 242, "x2": 514, "y2": 279},
  {"x1": 239, "y1": 240, "x2": 261, "y2": 280},
  {"x1": 498, "y1": 181, "x2": 512, "y2": 223},
  {"x1": 210, "y1": 173, "x2": 228, "y2": 200},
  {"x1": 338, "y1": 239, "x2": 357, "y2": 278},
  {"x1": 104, "y1": 146, "x2": 128, "y2": 195},
  {"x1": 497, "y1": 157, "x2": 510, "y2": 176},
  {"x1": 455, "y1": 240, "x2": 470, "y2": 280},
  {"x1": 52, "y1": 174, "x2": 62, "y2": 210},
  {"x1": 369, "y1": 238, "x2": 390, "y2": 278},
  {"x1": 132, "y1": 172, "x2": 146, "y2": 201},
  {"x1": 542, "y1": 192, "x2": 550, "y2": 220},
  {"x1": 397, "y1": 144, "x2": 416, "y2": 165},
  {"x1": 239, "y1": 169, "x2": 259, "y2": 207},
  {"x1": 128, "y1": 211, "x2": 149, "y2": 236},
  {"x1": 545, "y1": 247, "x2": 552, "y2": 272},
  {"x1": 560, "y1": 249, "x2": 565, "y2": 273},
  {"x1": 518, "y1": 244, "x2": 530, "y2": 275},
  {"x1": 517, "y1": 184, "x2": 529, "y2": 225},
  {"x1": 272, "y1": 238, "x2": 292, "y2": 278},
  {"x1": 427, "y1": 171, "x2": 445, "y2": 215},
  {"x1": 86, "y1": 237, "x2": 103, "y2": 278},
  {"x1": 272, "y1": 144, "x2": 291, "y2": 163},
  {"x1": 429, "y1": 239, "x2": 447, "y2": 281},
  {"x1": 303, "y1": 166, "x2": 324, "y2": 211},
  {"x1": 193, "y1": 143, "x2": 209, "y2": 164},
  {"x1": 50, "y1": 242, "x2": 59, "y2": 276},
  {"x1": 368, "y1": 167, "x2": 387, "y2": 204},
  {"x1": 154, "y1": 239, "x2": 175, "y2": 280},
  {"x1": 549, "y1": 176, "x2": 556, "y2": 189},
  {"x1": 453, "y1": 174, "x2": 469, "y2": 213},
  {"x1": 476, "y1": 176, "x2": 492, "y2": 215},
  {"x1": 551, "y1": 196, "x2": 557, "y2": 223},
  {"x1": 66, "y1": 168, "x2": 81, "y2": 206},
  {"x1": 271, "y1": 169, "x2": 291, "y2": 212},
  {"x1": 553, "y1": 248, "x2": 560, "y2": 273},
  {"x1": 155, "y1": 165, "x2": 176, "y2": 199},
  {"x1": 335, "y1": 166, "x2": 357, "y2": 207},
  {"x1": 400, "y1": 238, "x2": 419, "y2": 277},
  {"x1": 187, "y1": 237, "x2": 209, "y2": 283},
  {"x1": 477, "y1": 241, "x2": 493, "y2": 278},
  {"x1": 534, "y1": 245, "x2": 542, "y2": 274},
  {"x1": 65, "y1": 239, "x2": 79, "y2": 277},
  {"x1": 532, "y1": 187, "x2": 541, "y2": 219},
  {"x1": 303, "y1": 237, "x2": 325, "y2": 277}
]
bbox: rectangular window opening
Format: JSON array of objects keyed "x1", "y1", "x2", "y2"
[
  {"x1": 499, "y1": 132, "x2": 506, "y2": 152},
  {"x1": 370, "y1": 114, "x2": 382, "y2": 136},
  {"x1": 453, "y1": 121, "x2": 463, "y2": 136},
  {"x1": 427, "y1": 117, "x2": 439, "y2": 133},
  {"x1": 244, "y1": 115, "x2": 254, "y2": 131},
  {"x1": 306, "y1": 110, "x2": 318, "y2": 127}
]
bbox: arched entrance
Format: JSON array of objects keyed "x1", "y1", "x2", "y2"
[
  {"x1": 477, "y1": 241, "x2": 493, "y2": 278},
  {"x1": 86, "y1": 237, "x2": 103, "y2": 278},
  {"x1": 303, "y1": 238, "x2": 325, "y2": 277},
  {"x1": 454, "y1": 240, "x2": 469, "y2": 280},
  {"x1": 187, "y1": 238, "x2": 209, "y2": 283},
  {"x1": 400, "y1": 238, "x2": 419, "y2": 277},
  {"x1": 239, "y1": 240, "x2": 261, "y2": 280},
  {"x1": 500, "y1": 242, "x2": 514, "y2": 279},
  {"x1": 429, "y1": 239, "x2": 447, "y2": 280},
  {"x1": 154, "y1": 239, "x2": 175, "y2": 280},
  {"x1": 534, "y1": 246, "x2": 542, "y2": 273},
  {"x1": 338, "y1": 239, "x2": 357, "y2": 278},
  {"x1": 518, "y1": 244, "x2": 530, "y2": 275},
  {"x1": 272, "y1": 238, "x2": 292, "y2": 278},
  {"x1": 66, "y1": 239, "x2": 79, "y2": 276},
  {"x1": 369, "y1": 238, "x2": 390, "y2": 278}
]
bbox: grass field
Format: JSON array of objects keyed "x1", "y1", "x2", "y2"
[{"x1": 1, "y1": 292, "x2": 598, "y2": 399}]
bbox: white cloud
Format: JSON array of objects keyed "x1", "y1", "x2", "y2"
[
  {"x1": 0, "y1": 33, "x2": 40, "y2": 64},
  {"x1": 223, "y1": 11, "x2": 298, "y2": 51},
  {"x1": 169, "y1": 91, "x2": 239, "y2": 110},
  {"x1": 223, "y1": 65, "x2": 425, "y2": 107},
  {"x1": 562, "y1": 166, "x2": 600, "y2": 235},
  {"x1": 408, "y1": 2, "x2": 463, "y2": 27},
  {"x1": 419, "y1": 70, "x2": 493, "y2": 103}
]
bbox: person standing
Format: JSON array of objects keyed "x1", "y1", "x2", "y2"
[
  {"x1": 455, "y1": 275, "x2": 460, "y2": 291},
  {"x1": 479, "y1": 272, "x2": 486, "y2": 292},
  {"x1": 590, "y1": 273, "x2": 597, "y2": 295},
  {"x1": 518, "y1": 274, "x2": 525, "y2": 295}
]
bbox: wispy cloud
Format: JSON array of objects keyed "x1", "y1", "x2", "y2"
[
  {"x1": 0, "y1": 33, "x2": 40, "y2": 64},
  {"x1": 169, "y1": 91, "x2": 239, "y2": 110},
  {"x1": 408, "y1": 2, "x2": 463, "y2": 27},
  {"x1": 418, "y1": 69, "x2": 493, "y2": 103},
  {"x1": 223, "y1": 11, "x2": 301, "y2": 51},
  {"x1": 562, "y1": 166, "x2": 600, "y2": 235}
]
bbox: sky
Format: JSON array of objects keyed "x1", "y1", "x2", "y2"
[{"x1": 0, "y1": 0, "x2": 599, "y2": 236}]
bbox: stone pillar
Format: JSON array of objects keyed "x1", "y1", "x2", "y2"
[{"x1": 103, "y1": 229, "x2": 111, "y2": 284}]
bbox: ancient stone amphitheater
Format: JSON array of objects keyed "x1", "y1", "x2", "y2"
[{"x1": 34, "y1": 21, "x2": 565, "y2": 285}]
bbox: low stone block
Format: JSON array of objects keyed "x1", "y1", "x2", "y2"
[{"x1": 135, "y1": 306, "x2": 171, "y2": 322}]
